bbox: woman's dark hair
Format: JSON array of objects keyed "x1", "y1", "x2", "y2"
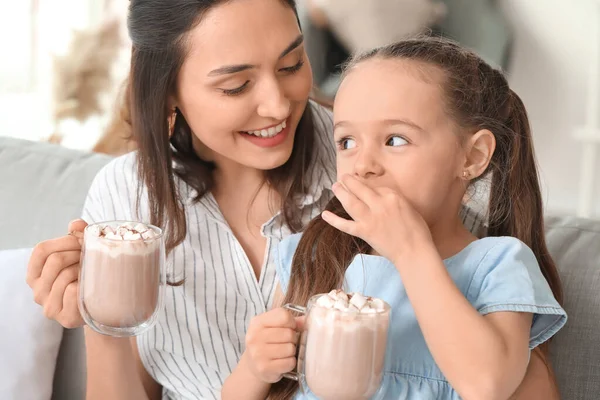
[
  {"x1": 127, "y1": 0, "x2": 315, "y2": 260},
  {"x1": 269, "y1": 36, "x2": 564, "y2": 399}
]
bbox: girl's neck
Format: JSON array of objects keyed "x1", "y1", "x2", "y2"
[{"x1": 429, "y1": 212, "x2": 478, "y2": 260}]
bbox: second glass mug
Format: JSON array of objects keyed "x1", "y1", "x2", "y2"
[
  {"x1": 78, "y1": 220, "x2": 166, "y2": 337},
  {"x1": 282, "y1": 294, "x2": 391, "y2": 400}
]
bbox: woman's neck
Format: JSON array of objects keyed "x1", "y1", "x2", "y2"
[
  {"x1": 211, "y1": 160, "x2": 280, "y2": 226},
  {"x1": 212, "y1": 161, "x2": 266, "y2": 199}
]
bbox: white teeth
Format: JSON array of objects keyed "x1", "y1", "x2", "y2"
[{"x1": 245, "y1": 120, "x2": 287, "y2": 138}]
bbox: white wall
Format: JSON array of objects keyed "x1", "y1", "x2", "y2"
[
  {"x1": 500, "y1": 0, "x2": 600, "y2": 218},
  {"x1": 0, "y1": 0, "x2": 103, "y2": 144}
]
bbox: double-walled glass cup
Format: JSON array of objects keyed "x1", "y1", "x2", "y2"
[
  {"x1": 78, "y1": 221, "x2": 166, "y2": 337},
  {"x1": 283, "y1": 294, "x2": 391, "y2": 400}
]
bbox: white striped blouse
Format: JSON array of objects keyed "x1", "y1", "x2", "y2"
[{"x1": 80, "y1": 101, "x2": 485, "y2": 399}]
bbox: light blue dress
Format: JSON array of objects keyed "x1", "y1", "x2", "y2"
[{"x1": 276, "y1": 235, "x2": 567, "y2": 399}]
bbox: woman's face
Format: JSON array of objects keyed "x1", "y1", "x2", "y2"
[{"x1": 175, "y1": 0, "x2": 313, "y2": 172}]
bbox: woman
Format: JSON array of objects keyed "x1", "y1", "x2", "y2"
[{"x1": 26, "y1": 1, "x2": 562, "y2": 399}]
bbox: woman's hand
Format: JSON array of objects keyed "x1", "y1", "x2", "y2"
[
  {"x1": 26, "y1": 219, "x2": 87, "y2": 328},
  {"x1": 322, "y1": 174, "x2": 433, "y2": 264}
]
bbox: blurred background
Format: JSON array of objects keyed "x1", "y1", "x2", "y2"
[{"x1": 1, "y1": 0, "x2": 599, "y2": 219}]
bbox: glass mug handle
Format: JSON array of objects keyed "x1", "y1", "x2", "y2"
[{"x1": 281, "y1": 303, "x2": 307, "y2": 381}]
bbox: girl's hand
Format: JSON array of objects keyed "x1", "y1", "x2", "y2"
[
  {"x1": 322, "y1": 174, "x2": 434, "y2": 264},
  {"x1": 244, "y1": 308, "x2": 302, "y2": 383}
]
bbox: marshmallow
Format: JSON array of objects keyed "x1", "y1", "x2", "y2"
[
  {"x1": 336, "y1": 291, "x2": 349, "y2": 302},
  {"x1": 316, "y1": 294, "x2": 335, "y2": 308},
  {"x1": 105, "y1": 232, "x2": 123, "y2": 240},
  {"x1": 370, "y1": 298, "x2": 386, "y2": 311},
  {"x1": 116, "y1": 226, "x2": 130, "y2": 237},
  {"x1": 133, "y1": 223, "x2": 149, "y2": 233},
  {"x1": 87, "y1": 225, "x2": 102, "y2": 237},
  {"x1": 361, "y1": 305, "x2": 378, "y2": 314},
  {"x1": 316, "y1": 290, "x2": 386, "y2": 315},
  {"x1": 333, "y1": 299, "x2": 348, "y2": 311},
  {"x1": 121, "y1": 222, "x2": 135, "y2": 229},
  {"x1": 103, "y1": 226, "x2": 115, "y2": 235},
  {"x1": 348, "y1": 304, "x2": 360, "y2": 313},
  {"x1": 349, "y1": 293, "x2": 367, "y2": 310},
  {"x1": 123, "y1": 231, "x2": 142, "y2": 241},
  {"x1": 141, "y1": 229, "x2": 157, "y2": 240}
]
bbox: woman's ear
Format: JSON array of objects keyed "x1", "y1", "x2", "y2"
[{"x1": 462, "y1": 129, "x2": 496, "y2": 179}]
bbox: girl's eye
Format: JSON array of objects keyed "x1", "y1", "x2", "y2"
[
  {"x1": 221, "y1": 81, "x2": 250, "y2": 96},
  {"x1": 386, "y1": 135, "x2": 408, "y2": 147},
  {"x1": 279, "y1": 59, "x2": 305, "y2": 74},
  {"x1": 337, "y1": 137, "x2": 357, "y2": 150}
]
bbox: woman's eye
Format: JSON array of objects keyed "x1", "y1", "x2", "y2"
[
  {"x1": 279, "y1": 59, "x2": 305, "y2": 74},
  {"x1": 386, "y1": 136, "x2": 408, "y2": 147},
  {"x1": 221, "y1": 81, "x2": 250, "y2": 96},
  {"x1": 337, "y1": 138, "x2": 357, "y2": 150}
]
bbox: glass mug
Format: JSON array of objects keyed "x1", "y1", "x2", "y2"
[
  {"x1": 283, "y1": 294, "x2": 391, "y2": 400},
  {"x1": 78, "y1": 221, "x2": 166, "y2": 337}
]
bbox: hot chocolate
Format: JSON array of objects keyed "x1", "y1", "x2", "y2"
[
  {"x1": 302, "y1": 290, "x2": 390, "y2": 400},
  {"x1": 79, "y1": 221, "x2": 164, "y2": 334}
]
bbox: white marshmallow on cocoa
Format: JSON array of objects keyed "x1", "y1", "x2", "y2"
[
  {"x1": 347, "y1": 304, "x2": 360, "y2": 313},
  {"x1": 141, "y1": 229, "x2": 157, "y2": 240},
  {"x1": 134, "y1": 223, "x2": 149, "y2": 233},
  {"x1": 316, "y1": 294, "x2": 335, "y2": 309},
  {"x1": 370, "y1": 298, "x2": 386, "y2": 311},
  {"x1": 104, "y1": 232, "x2": 123, "y2": 240},
  {"x1": 349, "y1": 293, "x2": 367, "y2": 310},
  {"x1": 116, "y1": 226, "x2": 130, "y2": 237},
  {"x1": 123, "y1": 231, "x2": 142, "y2": 241},
  {"x1": 87, "y1": 225, "x2": 102, "y2": 237},
  {"x1": 102, "y1": 225, "x2": 115, "y2": 236},
  {"x1": 333, "y1": 298, "x2": 348, "y2": 311},
  {"x1": 335, "y1": 291, "x2": 349, "y2": 302},
  {"x1": 361, "y1": 305, "x2": 378, "y2": 314},
  {"x1": 121, "y1": 222, "x2": 135, "y2": 229}
]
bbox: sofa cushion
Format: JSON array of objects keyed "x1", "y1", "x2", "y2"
[
  {"x1": 0, "y1": 137, "x2": 113, "y2": 400},
  {"x1": 546, "y1": 215, "x2": 600, "y2": 399},
  {"x1": 0, "y1": 248, "x2": 64, "y2": 400},
  {"x1": 0, "y1": 137, "x2": 113, "y2": 250}
]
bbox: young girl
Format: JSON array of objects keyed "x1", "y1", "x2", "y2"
[{"x1": 233, "y1": 38, "x2": 567, "y2": 399}]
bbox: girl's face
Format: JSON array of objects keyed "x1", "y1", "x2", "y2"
[
  {"x1": 175, "y1": 0, "x2": 313, "y2": 172},
  {"x1": 333, "y1": 58, "x2": 469, "y2": 226}
]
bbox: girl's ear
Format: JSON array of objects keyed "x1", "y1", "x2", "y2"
[{"x1": 461, "y1": 129, "x2": 496, "y2": 179}]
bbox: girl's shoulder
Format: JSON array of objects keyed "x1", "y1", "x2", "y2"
[
  {"x1": 446, "y1": 236, "x2": 540, "y2": 291},
  {"x1": 448, "y1": 236, "x2": 532, "y2": 266}
]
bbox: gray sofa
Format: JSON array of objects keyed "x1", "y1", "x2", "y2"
[{"x1": 1, "y1": 137, "x2": 599, "y2": 399}]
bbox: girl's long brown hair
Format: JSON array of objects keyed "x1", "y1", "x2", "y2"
[
  {"x1": 126, "y1": 0, "x2": 314, "y2": 256},
  {"x1": 269, "y1": 37, "x2": 563, "y2": 399}
]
